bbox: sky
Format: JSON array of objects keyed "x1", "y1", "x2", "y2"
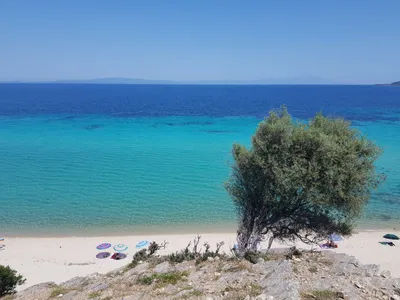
[{"x1": 1, "y1": 1, "x2": 400, "y2": 84}]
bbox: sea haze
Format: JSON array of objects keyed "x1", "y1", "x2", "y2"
[{"x1": 0, "y1": 84, "x2": 399, "y2": 235}]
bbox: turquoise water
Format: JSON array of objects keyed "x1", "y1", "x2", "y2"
[
  {"x1": 0, "y1": 84, "x2": 399, "y2": 235},
  {"x1": 0, "y1": 115, "x2": 399, "y2": 235},
  {"x1": 0, "y1": 116, "x2": 253, "y2": 235}
]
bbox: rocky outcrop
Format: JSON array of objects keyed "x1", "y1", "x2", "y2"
[{"x1": 8, "y1": 251, "x2": 400, "y2": 300}]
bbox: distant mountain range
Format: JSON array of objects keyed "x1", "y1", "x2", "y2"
[
  {"x1": 53, "y1": 78, "x2": 174, "y2": 84},
  {"x1": 50, "y1": 76, "x2": 337, "y2": 85}
]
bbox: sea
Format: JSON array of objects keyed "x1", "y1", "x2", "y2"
[{"x1": 0, "y1": 84, "x2": 399, "y2": 236}]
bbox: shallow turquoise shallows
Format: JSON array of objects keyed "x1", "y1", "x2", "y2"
[{"x1": 0, "y1": 115, "x2": 399, "y2": 235}]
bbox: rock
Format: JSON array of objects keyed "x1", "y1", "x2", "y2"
[
  {"x1": 62, "y1": 290, "x2": 79, "y2": 300},
  {"x1": 257, "y1": 257, "x2": 265, "y2": 264},
  {"x1": 154, "y1": 261, "x2": 174, "y2": 274},
  {"x1": 381, "y1": 270, "x2": 391, "y2": 278},
  {"x1": 207, "y1": 256, "x2": 215, "y2": 262},
  {"x1": 214, "y1": 256, "x2": 220, "y2": 261},
  {"x1": 221, "y1": 264, "x2": 231, "y2": 272},
  {"x1": 255, "y1": 294, "x2": 271, "y2": 300},
  {"x1": 336, "y1": 291, "x2": 345, "y2": 299},
  {"x1": 121, "y1": 293, "x2": 146, "y2": 300},
  {"x1": 14, "y1": 282, "x2": 56, "y2": 300},
  {"x1": 364, "y1": 264, "x2": 380, "y2": 277},
  {"x1": 175, "y1": 261, "x2": 195, "y2": 273},
  {"x1": 88, "y1": 283, "x2": 108, "y2": 292},
  {"x1": 128, "y1": 262, "x2": 150, "y2": 275},
  {"x1": 244, "y1": 296, "x2": 251, "y2": 300},
  {"x1": 354, "y1": 282, "x2": 364, "y2": 289},
  {"x1": 391, "y1": 296, "x2": 400, "y2": 300},
  {"x1": 259, "y1": 260, "x2": 299, "y2": 300},
  {"x1": 61, "y1": 276, "x2": 91, "y2": 289}
]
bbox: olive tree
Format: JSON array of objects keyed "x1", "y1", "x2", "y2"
[{"x1": 226, "y1": 107, "x2": 384, "y2": 252}]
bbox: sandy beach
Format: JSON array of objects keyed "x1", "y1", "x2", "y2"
[{"x1": 1, "y1": 230, "x2": 400, "y2": 291}]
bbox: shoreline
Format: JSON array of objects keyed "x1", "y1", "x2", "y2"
[
  {"x1": 1, "y1": 229, "x2": 400, "y2": 291},
  {"x1": 1, "y1": 219, "x2": 399, "y2": 238}
]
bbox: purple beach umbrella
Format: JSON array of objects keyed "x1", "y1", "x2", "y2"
[
  {"x1": 96, "y1": 243, "x2": 111, "y2": 250},
  {"x1": 96, "y1": 252, "x2": 111, "y2": 259}
]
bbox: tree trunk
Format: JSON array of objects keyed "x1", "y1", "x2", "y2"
[{"x1": 267, "y1": 235, "x2": 275, "y2": 249}]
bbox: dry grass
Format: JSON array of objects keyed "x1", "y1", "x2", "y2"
[
  {"x1": 88, "y1": 291, "x2": 102, "y2": 298},
  {"x1": 228, "y1": 261, "x2": 251, "y2": 272},
  {"x1": 301, "y1": 290, "x2": 340, "y2": 300},
  {"x1": 308, "y1": 266, "x2": 318, "y2": 273},
  {"x1": 49, "y1": 286, "x2": 70, "y2": 298}
]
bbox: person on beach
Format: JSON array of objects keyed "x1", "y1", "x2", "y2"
[{"x1": 327, "y1": 239, "x2": 338, "y2": 248}]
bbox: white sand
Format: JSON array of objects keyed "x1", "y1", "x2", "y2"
[{"x1": 1, "y1": 231, "x2": 399, "y2": 290}]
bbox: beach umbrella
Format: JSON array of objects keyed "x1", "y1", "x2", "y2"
[
  {"x1": 113, "y1": 244, "x2": 128, "y2": 252},
  {"x1": 0, "y1": 244, "x2": 5, "y2": 250},
  {"x1": 328, "y1": 234, "x2": 343, "y2": 242},
  {"x1": 96, "y1": 252, "x2": 111, "y2": 259},
  {"x1": 111, "y1": 253, "x2": 127, "y2": 260},
  {"x1": 96, "y1": 243, "x2": 112, "y2": 250},
  {"x1": 136, "y1": 240, "x2": 149, "y2": 249},
  {"x1": 0, "y1": 238, "x2": 4, "y2": 241},
  {"x1": 383, "y1": 234, "x2": 399, "y2": 240}
]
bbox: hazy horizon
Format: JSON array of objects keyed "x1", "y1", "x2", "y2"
[{"x1": 0, "y1": 76, "x2": 396, "y2": 85}]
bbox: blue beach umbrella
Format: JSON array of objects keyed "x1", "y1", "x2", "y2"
[
  {"x1": 0, "y1": 238, "x2": 4, "y2": 241},
  {"x1": 113, "y1": 244, "x2": 128, "y2": 252},
  {"x1": 136, "y1": 240, "x2": 149, "y2": 249},
  {"x1": 328, "y1": 234, "x2": 343, "y2": 242}
]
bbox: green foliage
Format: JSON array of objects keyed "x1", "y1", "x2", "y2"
[
  {"x1": 0, "y1": 265, "x2": 26, "y2": 297},
  {"x1": 126, "y1": 240, "x2": 168, "y2": 270},
  {"x1": 226, "y1": 107, "x2": 385, "y2": 251},
  {"x1": 137, "y1": 271, "x2": 188, "y2": 286},
  {"x1": 127, "y1": 249, "x2": 148, "y2": 269}
]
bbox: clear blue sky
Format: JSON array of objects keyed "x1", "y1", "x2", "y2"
[{"x1": 1, "y1": 1, "x2": 400, "y2": 83}]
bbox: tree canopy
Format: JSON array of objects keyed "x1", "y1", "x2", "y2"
[{"x1": 225, "y1": 107, "x2": 384, "y2": 252}]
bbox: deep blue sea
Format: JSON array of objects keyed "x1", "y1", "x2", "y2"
[{"x1": 0, "y1": 84, "x2": 399, "y2": 236}]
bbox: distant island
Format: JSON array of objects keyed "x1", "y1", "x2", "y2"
[{"x1": 375, "y1": 81, "x2": 400, "y2": 86}]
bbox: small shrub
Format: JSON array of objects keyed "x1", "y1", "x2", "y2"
[
  {"x1": 126, "y1": 241, "x2": 168, "y2": 269},
  {"x1": 0, "y1": 265, "x2": 26, "y2": 297},
  {"x1": 301, "y1": 290, "x2": 339, "y2": 300},
  {"x1": 137, "y1": 275, "x2": 155, "y2": 285},
  {"x1": 88, "y1": 291, "x2": 102, "y2": 298},
  {"x1": 248, "y1": 282, "x2": 262, "y2": 296},
  {"x1": 308, "y1": 266, "x2": 318, "y2": 273},
  {"x1": 242, "y1": 251, "x2": 269, "y2": 264},
  {"x1": 49, "y1": 286, "x2": 69, "y2": 298},
  {"x1": 137, "y1": 271, "x2": 188, "y2": 287}
]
